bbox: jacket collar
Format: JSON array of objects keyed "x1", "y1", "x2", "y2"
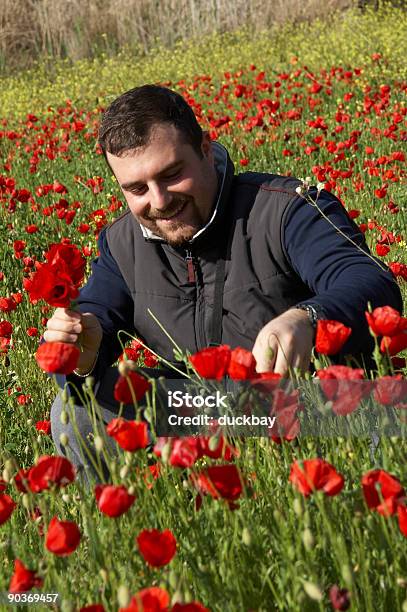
[{"x1": 139, "y1": 142, "x2": 235, "y2": 244}]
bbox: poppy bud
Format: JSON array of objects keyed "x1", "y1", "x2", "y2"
[
  {"x1": 62, "y1": 494, "x2": 70, "y2": 503},
  {"x1": 2, "y1": 469, "x2": 11, "y2": 483},
  {"x1": 293, "y1": 498, "x2": 303, "y2": 516},
  {"x1": 242, "y1": 527, "x2": 252, "y2": 546},
  {"x1": 60, "y1": 410, "x2": 69, "y2": 425},
  {"x1": 99, "y1": 569, "x2": 108, "y2": 582},
  {"x1": 22, "y1": 493, "x2": 31, "y2": 510},
  {"x1": 120, "y1": 466, "x2": 129, "y2": 479},
  {"x1": 302, "y1": 528, "x2": 315, "y2": 551},
  {"x1": 341, "y1": 564, "x2": 353, "y2": 586},
  {"x1": 169, "y1": 569, "x2": 178, "y2": 590},
  {"x1": 303, "y1": 581, "x2": 323, "y2": 601},
  {"x1": 59, "y1": 433, "x2": 69, "y2": 447},
  {"x1": 94, "y1": 436, "x2": 104, "y2": 452},
  {"x1": 117, "y1": 585, "x2": 130, "y2": 608}
]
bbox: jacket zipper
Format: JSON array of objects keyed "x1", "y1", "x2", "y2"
[{"x1": 185, "y1": 250, "x2": 196, "y2": 283}]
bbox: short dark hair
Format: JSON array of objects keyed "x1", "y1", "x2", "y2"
[{"x1": 98, "y1": 84, "x2": 203, "y2": 158}]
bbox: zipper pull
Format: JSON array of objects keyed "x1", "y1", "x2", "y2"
[{"x1": 185, "y1": 250, "x2": 196, "y2": 283}]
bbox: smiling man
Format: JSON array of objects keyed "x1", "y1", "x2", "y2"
[{"x1": 46, "y1": 84, "x2": 402, "y2": 478}]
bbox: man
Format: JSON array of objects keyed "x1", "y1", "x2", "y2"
[{"x1": 47, "y1": 85, "x2": 402, "y2": 476}]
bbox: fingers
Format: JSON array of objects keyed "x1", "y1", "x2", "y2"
[
  {"x1": 253, "y1": 332, "x2": 277, "y2": 373},
  {"x1": 44, "y1": 309, "x2": 82, "y2": 344}
]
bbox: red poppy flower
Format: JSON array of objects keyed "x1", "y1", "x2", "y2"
[
  {"x1": 198, "y1": 434, "x2": 239, "y2": 461},
  {"x1": 361, "y1": 469, "x2": 405, "y2": 516},
  {"x1": 171, "y1": 604, "x2": 210, "y2": 612},
  {"x1": 28, "y1": 455, "x2": 75, "y2": 492},
  {"x1": 189, "y1": 345, "x2": 231, "y2": 380},
  {"x1": 169, "y1": 438, "x2": 201, "y2": 468},
  {"x1": 95, "y1": 484, "x2": 136, "y2": 517},
  {"x1": 0, "y1": 493, "x2": 16, "y2": 524},
  {"x1": 374, "y1": 375, "x2": 407, "y2": 406},
  {"x1": 191, "y1": 464, "x2": 244, "y2": 501},
  {"x1": 0, "y1": 297, "x2": 17, "y2": 313},
  {"x1": 35, "y1": 341, "x2": 80, "y2": 374},
  {"x1": 289, "y1": 458, "x2": 344, "y2": 497},
  {"x1": 380, "y1": 332, "x2": 407, "y2": 356},
  {"x1": 0, "y1": 320, "x2": 13, "y2": 337},
  {"x1": 397, "y1": 503, "x2": 407, "y2": 537},
  {"x1": 317, "y1": 365, "x2": 366, "y2": 415},
  {"x1": 114, "y1": 371, "x2": 151, "y2": 404},
  {"x1": 315, "y1": 320, "x2": 352, "y2": 355},
  {"x1": 35, "y1": 420, "x2": 52, "y2": 435},
  {"x1": 329, "y1": 585, "x2": 351, "y2": 611},
  {"x1": 45, "y1": 516, "x2": 81, "y2": 556},
  {"x1": 119, "y1": 587, "x2": 170, "y2": 612},
  {"x1": 136, "y1": 528, "x2": 177, "y2": 567},
  {"x1": 79, "y1": 606, "x2": 105, "y2": 612},
  {"x1": 106, "y1": 418, "x2": 149, "y2": 452},
  {"x1": 365, "y1": 306, "x2": 401, "y2": 336},
  {"x1": 45, "y1": 243, "x2": 85, "y2": 286},
  {"x1": 15, "y1": 469, "x2": 31, "y2": 493},
  {"x1": 376, "y1": 244, "x2": 390, "y2": 257},
  {"x1": 25, "y1": 264, "x2": 79, "y2": 307},
  {"x1": 227, "y1": 347, "x2": 257, "y2": 380},
  {"x1": 9, "y1": 559, "x2": 43, "y2": 593}
]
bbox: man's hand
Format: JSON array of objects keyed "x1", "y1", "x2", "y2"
[
  {"x1": 252, "y1": 309, "x2": 314, "y2": 376},
  {"x1": 44, "y1": 308, "x2": 103, "y2": 374}
]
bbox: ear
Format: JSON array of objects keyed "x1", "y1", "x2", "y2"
[{"x1": 201, "y1": 131, "x2": 214, "y2": 162}]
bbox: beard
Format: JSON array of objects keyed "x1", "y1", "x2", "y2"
[{"x1": 137, "y1": 196, "x2": 207, "y2": 247}]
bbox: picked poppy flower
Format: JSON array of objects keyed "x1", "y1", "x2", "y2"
[
  {"x1": 189, "y1": 345, "x2": 231, "y2": 380},
  {"x1": 171, "y1": 604, "x2": 210, "y2": 612},
  {"x1": 95, "y1": 484, "x2": 136, "y2": 517},
  {"x1": 35, "y1": 341, "x2": 80, "y2": 374},
  {"x1": 329, "y1": 585, "x2": 351, "y2": 611},
  {"x1": 190, "y1": 464, "x2": 244, "y2": 501},
  {"x1": 315, "y1": 320, "x2": 352, "y2": 355},
  {"x1": 114, "y1": 371, "x2": 151, "y2": 404},
  {"x1": 24, "y1": 264, "x2": 79, "y2": 308},
  {"x1": 45, "y1": 242, "x2": 85, "y2": 286},
  {"x1": 365, "y1": 306, "x2": 402, "y2": 336},
  {"x1": 9, "y1": 559, "x2": 43, "y2": 593},
  {"x1": 106, "y1": 418, "x2": 149, "y2": 452},
  {"x1": 28, "y1": 455, "x2": 75, "y2": 492},
  {"x1": 361, "y1": 469, "x2": 405, "y2": 516},
  {"x1": 289, "y1": 458, "x2": 344, "y2": 497},
  {"x1": 119, "y1": 587, "x2": 170, "y2": 612},
  {"x1": 136, "y1": 528, "x2": 177, "y2": 567},
  {"x1": 0, "y1": 493, "x2": 16, "y2": 524},
  {"x1": 45, "y1": 516, "x2": 81, "y2": 556},
  {"x1": 227, "y1": 347, "x2": 257, "y2": 380},
  {"x1": 397, "y1": 503, "x2": 407, "y2": 537}
]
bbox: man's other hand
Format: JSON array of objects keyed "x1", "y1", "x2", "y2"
[
  {"x1": 252, "y1": 309, "x2": 314, "y2": 376},
  {"x1": 44, "y1": 308, "x2": 103, "y2": 374}
]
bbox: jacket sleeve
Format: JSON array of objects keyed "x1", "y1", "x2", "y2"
[
  {"x1": 282, "y1": 188, "x2": 403, "y2": 357},
  {"x1": 74, "y1": 228, "x2": 136, "y2": 379}
]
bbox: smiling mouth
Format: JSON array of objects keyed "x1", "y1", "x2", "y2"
[{"x1": 156, "y1": 201, "x2": 187, "y2": 222}]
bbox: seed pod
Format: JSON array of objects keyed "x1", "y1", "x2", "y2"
[
  {"x1": 117, "y1": 585, "x2": 130, "y2": 608},
  {"x1": 303, "y1": 581, "x2": 323, "y2": 601}
]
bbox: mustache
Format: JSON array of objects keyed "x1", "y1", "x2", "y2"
[{"x1": 145, "y1": 198, "x2": 190, "y2": 220}]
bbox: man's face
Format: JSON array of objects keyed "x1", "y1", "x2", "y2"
[{"x1": 106, "y1": 123, "x2": 218, "y2": 247}]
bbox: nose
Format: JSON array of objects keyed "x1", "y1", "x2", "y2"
[{"x1": 149, "y1": 182, "x2": 172, "y2": 211}]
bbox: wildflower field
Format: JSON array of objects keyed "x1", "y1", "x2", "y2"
[{"x1": 0, "y1": 5, "x2": 406, "y2": 611}]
